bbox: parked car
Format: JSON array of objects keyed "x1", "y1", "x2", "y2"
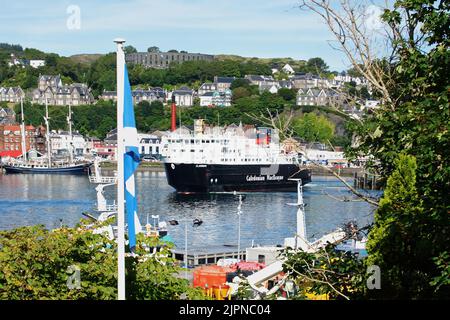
[{"x1": 141, "y1": 155, "x2": 158, "y2": 162}]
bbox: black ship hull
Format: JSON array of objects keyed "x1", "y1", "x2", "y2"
[{"x1": 164, "y1": 162, "x2": 312, "y2": 193}]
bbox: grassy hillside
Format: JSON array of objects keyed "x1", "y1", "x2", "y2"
[
  {"x1": 215, "y1": 54, "x2": 307, "y2": 68},
  {"x1": 69, "y1": 54, "x2": 104, "y2": 65}
]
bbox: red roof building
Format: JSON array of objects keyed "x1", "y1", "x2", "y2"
[{"x1": 0, "y1": 124, "x2": 39, "y2": 158}]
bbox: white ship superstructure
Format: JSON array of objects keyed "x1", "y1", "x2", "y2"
[{"x1": 161, "y1": 120, "x2": 299, "y2": 165}]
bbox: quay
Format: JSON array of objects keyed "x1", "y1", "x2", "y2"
[
  {"x1": 171, "y1": 245, "x2": 247, "y2": 268},
  {"x1": 353, "y1": 171, "x2": 383, "y2": 190}
]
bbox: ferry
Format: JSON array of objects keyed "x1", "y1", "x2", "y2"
[{"x1": 161, "y1": 119, "x2": 311, "y2": 193}]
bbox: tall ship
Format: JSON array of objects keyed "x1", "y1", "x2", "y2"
[
  {"x1": 161, "y1": 119, "x2": 311, "y2": 193},
  {"x1": 1, "y1": 99, "x2": 91, "y2": 175}
]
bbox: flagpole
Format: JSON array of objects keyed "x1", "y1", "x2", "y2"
[{"x1": 115, "y1": 37, "x2": 126, "y2": 300}]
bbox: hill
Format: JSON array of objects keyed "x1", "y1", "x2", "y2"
[
  {"x1": 69, "y1": 54, "x2": 104, "y2": 65},
  {"x1": 215, "y1": 54, "x2": 307, "y2": 68}
]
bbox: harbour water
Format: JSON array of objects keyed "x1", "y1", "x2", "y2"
[{"x1": 0, "y1": 171, "x2": 379, "y2": 250}]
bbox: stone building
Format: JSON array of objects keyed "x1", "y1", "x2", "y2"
[
  {"x1": 126, "y1": 51, "x2": 214, "y2": 69},
  {"x1": 32, "y1": 75, "x2": 94, "y2": 105}
]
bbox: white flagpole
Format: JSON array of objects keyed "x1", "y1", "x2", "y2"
[
  {"x1": 115, "y1": 38, "x2": 126, "y2": 300},
  {"x1": 20, "y1": 97, "x2": 27, "y2": 162}
]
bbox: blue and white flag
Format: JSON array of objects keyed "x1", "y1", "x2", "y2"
[{"x1": 122, "y1": 65, "x2": 140, "y2": 252}]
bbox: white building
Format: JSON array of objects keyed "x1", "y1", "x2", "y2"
[
  {"x1": 199, "y1": 92, "x2": 214, "y2": 107},
  {"x1": 281, "y1": 64, "x2": 295, "y2": 74},
  {"x1": 303, "y1": 149, "x2": 346, "y2": 166},
  {"x1": 259, "y1": 83, "x2": 280, "y2": 94},
  {"x1": 138, "y1": 133, "x2": 162, "y2": 158},
  {"x1": 198, "y1": 83, "x2": 218, "y2": 96},
  {"x1": 172, "y1": 86, "x2": 194, "y2": 107},
  {"x1": 49, "y1": 131, "x2": 87, "y2": 156},
  {"x1": 29, "y1": 60, "x2": 46, "y2": 68},
  {"x1": 334, "y1": 75, "x2": 368, "y2": 86}
]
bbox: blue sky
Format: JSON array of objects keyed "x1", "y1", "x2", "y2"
[{"x1": 0, "y1": 0, "x2": 363, "y2": 71}]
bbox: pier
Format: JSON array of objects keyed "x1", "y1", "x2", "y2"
[
  {"x1": 171, "y1": 245, "x2": 247, "y2": 268},
  {"x1": 353, "y1": 171, "x2": 383, "y2": 190}
]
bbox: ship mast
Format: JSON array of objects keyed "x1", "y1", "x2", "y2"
[
  {"x1": 20, "y1": 97, "x2": 27, "y2": 162},
  {"x1": 44, "y1": 99, "x2": 51, "y2": 168},
  {"x1": 67, "y1": 102, "x2": 73, "y2": 164}
]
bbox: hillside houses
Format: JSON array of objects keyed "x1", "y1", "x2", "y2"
[
  {"x1": 259, "y1": 83, "x2": 280, "y2": 94},
  {"x1": 7, "y1": 54, "x2": 46, "y2": 69},
  {"x1": 31, "y1": 75, "x2": 94, "y2": 105},
  {"x1": 245, "y1": 75, "x2": 277, "y2": 86},
  {"x1": 0, "y1": 86, "x2": 25, "y2": 103},
  {"x1": 291, "y1": 73, "x2": 329, "y2": 90},
  {"x1": 296, "y1": 88, "x2": 341, "y2": 107},
  {"x1": 198, "y1": 83, "x2": 218, "y2": 96},
  {"x1": 214, "y1": 76, "x2": 235, "y2": 91},
  {"x1": 199, "y1": 90, "x2": 232, "y2": 107},
  {"x1": 100, "y1": 87, "x2": 166, "y2": 104},
  {"x1": 0, "y1": 107, "x2": 16, "y2": 124},
  {"x1": 197, "y1": 76, "x2": 235, "y2": 107}
]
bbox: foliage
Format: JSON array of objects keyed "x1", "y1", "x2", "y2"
[
  {"x1": 0, "y1": 219, "x2": 206, "y2": 300},
  {"x1": 345, "y1": 0, "x2": 450, "y2": 299},
  {"x1": 277, "y1": 88, "x2": 297, "y2": 102},
  {"x1": 306, "y1": 57, "x2": 329, "y2": 74},
  {"x1": 147, "y1": 46, "x2": 160, "y2": 53},
  {"x1": 292, "y1": 112, "x2": 335, "y2": 143},
  {"x1": 366, "y1": 154, "x2": 449, "y2": 299},
  {"x1": 430, "y1": 252, "x2": 450, "y2": 293},
  {"x1": 14, "y1": 100, "x2": 117, "y2": 139},
  {"x1": 282, "y1": 245, "x2": 367, "y2": 300}
]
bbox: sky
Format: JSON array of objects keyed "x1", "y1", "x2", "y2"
[{"x1": 0, "y1": 0, "x2": 376, "y2": 72}]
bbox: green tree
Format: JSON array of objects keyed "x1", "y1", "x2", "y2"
[
  {"x1": 366, "y1": 154, "x2": 432, "y2": 299},
  {"x1": 306, "y1": 57, "x2": 329, "y2": 73},
  {"x1": 277, "y1": 88, "x2": 297, "y2": 102},
  {"x1": 147, "y1": 46, "x2": 160, "y2": 53},
  {"x1": 124, "y1": 45, "x2": 138, "y2": 54},
  {"x1": 293, "y1": 112, "x2": 335, "y2": 143},
  {"x1": 230, "y1": 78, "x2": 250, "y2": 90},
  {"x1": 232, "y1": 87, "x2": 251, "y2": 102}
]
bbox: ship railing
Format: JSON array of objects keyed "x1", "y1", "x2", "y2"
[
  {"x1": 97, "y1": 204, "x2": 118, "y2": 212},
  {"x1": 89, "y1": 175, "x2": 117, "y2": 184}
]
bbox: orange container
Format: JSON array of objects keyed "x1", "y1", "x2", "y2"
[{"x1": 193, "y1": 265, "x2": 235, "y2": 288}]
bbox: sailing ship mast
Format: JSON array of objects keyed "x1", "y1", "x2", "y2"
[
  {"x1": 20, "y1": 97, "x2": 27, "y2": 162},
  {"x1": 44, "y1": 99, "x2": 51, "y2": 168},
  {"x1": 67, "y1": 102, "x2": 74, "y2": 164}
]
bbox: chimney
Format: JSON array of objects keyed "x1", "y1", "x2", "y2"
[{"x1": 171, "y1": 95, "x2": 176, "y2": 132}]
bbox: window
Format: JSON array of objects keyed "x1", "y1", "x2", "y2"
[{"x1": 258, "y1": 255, "x2": 265, "y2": 264}]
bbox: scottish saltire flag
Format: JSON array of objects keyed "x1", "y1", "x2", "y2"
[{"x1": 123, "y1": 65, "x2": 140, "y2": 252}]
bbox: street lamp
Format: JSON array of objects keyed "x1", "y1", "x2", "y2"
[
  {"x1": 168, "y1": 218, "x2": 204, "y2": 280},
  {"x1": 234, "y1": 193, "x2": 244, "y2": 261}
]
